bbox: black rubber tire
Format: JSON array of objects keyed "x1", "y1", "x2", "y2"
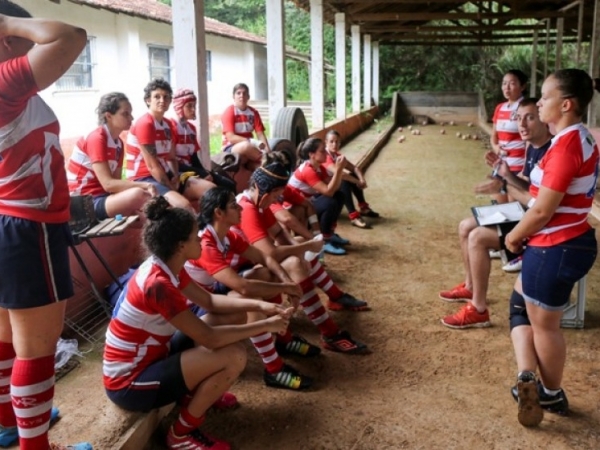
[
  {"x1": 268, "y1": 138, "x2": 297, "y2": 170},
  {"x1": 271, "y1": 107, "x2": 309, "y2": 147}
]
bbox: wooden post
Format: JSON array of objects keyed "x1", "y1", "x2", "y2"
[
  {"x1": 530, "y1": 29, "x2": 538, "y2": 97},
  {"x1": 555, "y1": 17, "x2": 563, "y2": 70},
  {"x1": 589, "y1": 0, "x2": 600, "y2": 126}
]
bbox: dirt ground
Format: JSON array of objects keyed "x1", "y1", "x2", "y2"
[{"x1": 44, "y1": 122, "x2": 600, "y2": 450}]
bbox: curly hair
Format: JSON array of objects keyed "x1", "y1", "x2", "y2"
[
  {"x1": 142, "y1": 196, "x2": 195, "y2": 261},
  {"x1": 143, "y1": 78, "x2": 173, "y2": 103}
]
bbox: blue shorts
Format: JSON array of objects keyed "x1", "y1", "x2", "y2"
[
  {"x1": 92, "y1": 194, "x2": 109, "y2": 220},
  {"x1": 134, "y1": 176, "x2": 171, "y2": 196},
  {"x1": 105, "y1": 332, "x2": 194, "y2": 412},
  {"x1": 521, "y1": 229, "x2": 597, "y2": 311},
  {"x1": 0, "y1": 215, "x2": 73, "y2": 308}
]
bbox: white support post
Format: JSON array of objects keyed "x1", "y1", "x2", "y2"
[
  {"x1": 530, "y1": 29, "x2": 538, "y2": 97},
  {"x1": 266, "y1": 0, "x2": 286, "y2": 133},
  {"x1": 351, "y1": 25, "x2": 361, "y2": 113},
  {"x1": 363, "y1": 34, "x2": 372, "y2": 110},
  {"x1": 310, "y1": 0, "x2": 324, "y2": 130},
  {"x1": 172, "y1": 0, "x2": 210, "y2": 168},
  {"x1": 372, "y1": 41, "x2": 380, "y2": 106},
  {"x1": 335, "y1": 13, "x2": 346, "y2": 119},
  {"x1": 555, "y1": 17, "x2": 564, "y2": 70},
  {"x1": 589, "y1": 0, "x2": 600, "y2": 126}
]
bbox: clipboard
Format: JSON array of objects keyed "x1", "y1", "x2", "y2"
[{"x1": 471, "y1": 201, "x2": 525, "y2": 227}]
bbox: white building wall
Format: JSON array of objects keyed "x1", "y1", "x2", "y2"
[{"x1": 17, "y1": 0, "x2": 268, "y2": 140}]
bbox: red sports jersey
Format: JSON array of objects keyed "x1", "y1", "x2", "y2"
[
  {"x1": 103, "y1": 256, "x2": 192, "y2": 391},
  {"x1": 528, "y1": 123, "x2": 599, "y2": 246},
  {"x1": 0, "y1": 56, "x2": 70, "y2": 223},
  {"x1": 185, "y1": 225, "x2": 251, "y2": 290},
  {"x1": 268, "y1": 185, "x2": 307, "y2": 215},
  {"x1": 221, "y1": 105, "x2": 265, "y2": 147},
  {"x1": 237, "y1": 193, "x2": 278, "y2": 244},
  {"x1": 125, "y1": 113, "x2": 173, "y2": 180},
  {"x1": 288, "y1": 161, "x2": 330, "y2": 198},
  {"x1": 173, "y1": 120, "x2": 200, "y2": 166},
  {"x1": 322, "y1": 149, "x2": 340, "y2": 175},
  {"x1": 67, "y1": 125, "x2": 123, "y2": 196},
  {"x1": 493, "y1": 99, "x2": 526, "y2": 172}
]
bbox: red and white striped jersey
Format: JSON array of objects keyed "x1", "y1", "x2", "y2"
[
  {"x1": 528, "y1": 123, "x2": 599, "y2": 246},
  {"x1": 288, "y1": 161, "x2": 330, "y2": 198},
  {"x1": 103, "y1": 256, "x2": 192, "y2": 391},
  {"x1": 493, "y1": 99, "x2": 526, "y2": 172},
  {"x1": 125, "y1": 113, "x2": 173, "y2": 180},
  {"x1": 237, "y1": 192, "x2": 278, "y2": 244},
  {"x1": 185, "y1": 225, "x2": 251, "y2": 290},
  {"x1": 0, "y1": 56, "x2": 70, "y2": 223},
  {"x1": 67, "y1": 125, "x2": 123, "y2": 196},
  {"x1": 221, "y1": 105, "x2": 265, "y2": 147},
  {"x1": 173, "y1": 120, "x2": 199, "y2": 166}
]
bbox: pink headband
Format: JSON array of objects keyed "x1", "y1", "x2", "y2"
[{"x1": 173, "y1": 88, "x2": 197, "y2": 118}]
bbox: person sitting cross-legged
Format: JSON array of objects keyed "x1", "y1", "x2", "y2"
[{"x1": 440, "y1": 98, "x2": 553, "y2": 329}]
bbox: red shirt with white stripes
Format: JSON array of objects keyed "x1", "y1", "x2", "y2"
[
  {"x1": 125, "y1": 113, "x2": 173, "y2": 180},
  {"x1": 288, "y1": 161, "x2": 330, "y2": 198},
  {"x1": 237, "y1": 193, "x2": 278, "y2": 244},
  {"x1": 185, "y1": 226, "x2": 251, "y2": 290},
  {"x1": 103, "y1": 256, "x2": 192, "y2": 391},
  {"x1": 221, "y1": 105, "x2": 265, "y2": 147},
  {"x1": 528, "y1": 123, "x2": 599, "y2": 246},
  {"x1": 173, "y1": 120, "x2": 199, "y2": 166},
  {"x1": 0, "y1": 56, "x2": 70, "y2": 223},
  {"x1": 493, "y1": 99, "x2": 526, "y2": 172},
  {"x1": 268, "y1": 185, "x2": 307, "y2": 214},
  {"x1": 67, "y1": 125, "x2": 123, "y2": 196}
]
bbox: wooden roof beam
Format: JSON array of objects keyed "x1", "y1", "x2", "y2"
[
  {"x1": 361, "y1": 24, "x2": 548, "y2": 32},
  {"x1": 382, "y1": 37, "x2": 579, "y2": 46},
  {"x1": 352, "y1": 11, "x2": 573, "y2": 21}
]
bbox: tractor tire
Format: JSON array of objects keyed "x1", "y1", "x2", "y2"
[{"x1": 271, "y1": 107, "x2": 309, "y2": 147}]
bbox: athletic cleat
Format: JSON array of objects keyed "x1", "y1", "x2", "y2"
[
  {"x1": 439, "y1": 282, "x2": 472, "y2": 302},
  {"x1": 323, "y1": 242, "x2": 346, "y2": 255},
  {"x1": 361, "y1": 208, "x2": 380, "y2": 218},
  {"x1": 49, "y1": 443, "x2": 93, "y2": 450},
  {"x1": 322, "y1": 330, "x2": 371, "y2": 355},
  {"x1": 276, "y1": 334, "x2": 321, "y2": 357},
  {"x1": 488, "y1": 249, "x2": 502, "y2": 259},
  {"x1": 167, "y1": 427, "x2": 230, "y2": 450},
  {"x1": 503, "y1": 256, "x2": 523, "y2": 273},
  {"x1": 441, "y1": 303, "x2": 491, "y2": 329},
  {"x1": 511, "y1": 381, "x2": 569, "y2": 415},
  {"x1": 263, "y1": 364, "x2": 313, "y2": 390},
  {"x1": 212, "y1": 391, "x2": 239, "y2": 410},
  {"x1": 350, "y1": 217, "x2": 371, "y2": 229},
  {"x1": 516, "y1": 371, "x2": 543, "y2": 427},
  {"x1": 328, "y1": 293, "x2": 370, "y2": 311},
  {"x1": 329, "y1": 233, "x2": 350, "y2": 246},
  {"x1": 0, "y1": 406, "x2": 60, "y2": 447}
]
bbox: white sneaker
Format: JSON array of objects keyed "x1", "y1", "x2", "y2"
[
  {"x1": 503, "y1": 257, "x2": 523, "y2": 273},
  {"x1": 489, "y1": 250, "x2": 502, "y2": 259}
]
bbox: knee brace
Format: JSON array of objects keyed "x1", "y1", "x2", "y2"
[{"x1": 509, "y1": 289, "x2": 530, "y2": 330}]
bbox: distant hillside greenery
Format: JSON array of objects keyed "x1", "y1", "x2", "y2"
[{"x1": 159, "y1": 0, "x2": 589, "y2": 116}]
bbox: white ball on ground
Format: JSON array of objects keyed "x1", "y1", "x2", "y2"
[
  {"x1": 422, "y1": 120, "x2": 427, "y2": 126},
  {"x1": 397, "y1": 126, "x2": 403, "y2": 132},
  {"x1": 408, "y1": 125, "x2": 413, "y2": 130},
  {"x1": 440, "y1": 129, "x2": 446, "y2": 135},
  {"x1": 456, "y1": 132, "x2": 462, "y2": 138},
  {"x1": 467, "y1": 122, "x2": 473, "y2": 127},
  {"x1": 462, "y1": 135, "x2": 468, "y2": 140},
  {"x1": 449, "y1": 120, "x2": 455, "y2": 126}
]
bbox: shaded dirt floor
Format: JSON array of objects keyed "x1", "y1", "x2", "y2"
[{"x1": 44, "y1": 122, "x2": 600, "y2": 450}]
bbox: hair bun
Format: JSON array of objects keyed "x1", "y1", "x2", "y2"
[{"x1": 144, "y1": 196, "x2": 171, "y2": 221}]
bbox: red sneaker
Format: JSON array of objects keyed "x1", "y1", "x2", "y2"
[
  {"x1": 441, "y1": 303, "x2": 491, "y2": 329},
  {"x1": 212, "y1": 391, "x2": 239, "y2": 410},
  {"x1": 439, "y1": 282, "x2": 472, "y2": 302},
  {"x1": 167, "y1": 428, "x2": 231, "y2": 450}
]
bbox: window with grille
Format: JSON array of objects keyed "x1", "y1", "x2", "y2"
[
  {"x1": 55, "y1": 38, "x2": 94, "y2": 90},
  {"x1": 149, "y1": 46, "x2": 171, "y2": 82}
]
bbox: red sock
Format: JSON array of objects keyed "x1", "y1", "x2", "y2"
[
  {"x1": 172, "y1": 408, "x2": 205, "y2": 437},
  {"x1": 299, "y1": 278, "x2": 338, "y2": 337},
  {"x1": 349, "y1": 211, "x2": 361, "y2": 220},
  {"x1": 250, "y1": 333, "x2": 284, "y2": 374},
  {"x1": 308, "y1": 259, "x2": 343, "y2": 300},
  {"x1": 11, "y1": 355, "x2": 54, "y2": 450},
  {"x1": 359, "y1": 202, "x2": 370, "y2": 210},
  {"x1": 0, "y1": 342, "x2": 16, "y2": 428},
  {"x1": 277, "y1": 330, "x2": 293, "y2": 344}
]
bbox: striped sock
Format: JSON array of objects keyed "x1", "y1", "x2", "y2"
[
  {"x1": 11, "y1": 355, "x2": 54, "y2": 450},
  {"x1": 0, "y1": 342, "x2": 16, "y2": 428},
  {"x1": 250, "y1": 333, "x2": 284, "y2": 374},
  {"x1": 172, "y1": 408, "x2": 204, "y2": 437},
  {"x1": 309, "y1": 259, "x2": 343, "y2": 300},
  {"x1": 299, "y1": 278, "x2": 338, "y2": 337}
]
